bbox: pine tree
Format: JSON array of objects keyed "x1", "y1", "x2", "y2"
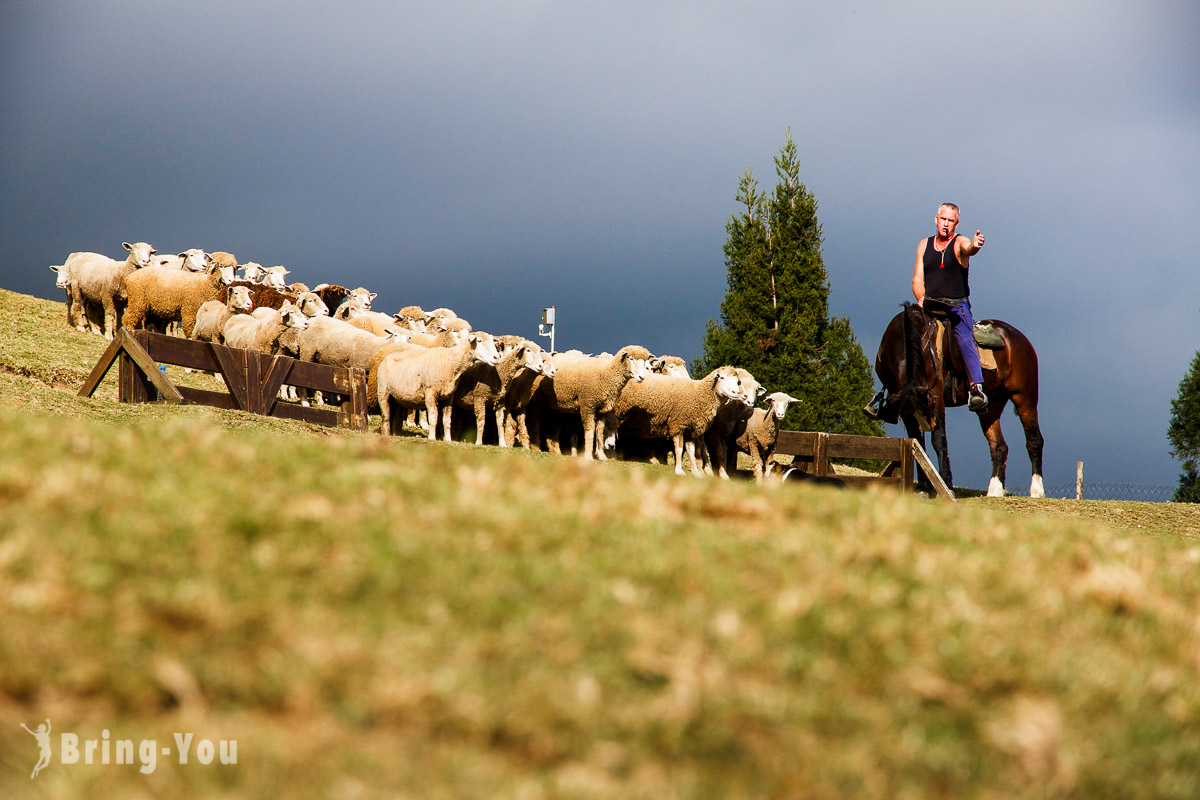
[
  {"x1": 694, "y1": 131, "x2": 882, "y2": 436},
  {"x1": 1168, "y1": 348, "x2": 1200, "y2": 502}
]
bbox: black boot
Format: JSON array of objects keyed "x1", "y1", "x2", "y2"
[{"x1": 863, "y1": 390, "x2": 885, "y2": 419}]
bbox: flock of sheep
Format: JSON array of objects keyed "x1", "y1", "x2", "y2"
[{"x1": 49, "y1": 242, "x2": 801, "y2": 481}]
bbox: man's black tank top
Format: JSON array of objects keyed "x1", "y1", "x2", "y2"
[{"x1": 923, "y1": 235, "x2": 969, "y2": 300}]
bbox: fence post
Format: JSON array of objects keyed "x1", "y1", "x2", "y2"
[{"x1": 1076, "y1": 461, "x2": 1084, "y2": 501}]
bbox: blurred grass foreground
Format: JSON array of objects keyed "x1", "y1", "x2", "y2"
[{"x1": 0, "y1": 287, "x2": 1198, "y2": 799}]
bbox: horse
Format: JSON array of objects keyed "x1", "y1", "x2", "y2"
[{"x1": 866, "y1": 301, "x2": 1044, "y2": 498}]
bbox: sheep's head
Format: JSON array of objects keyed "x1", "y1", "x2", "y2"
[
  {"x1": 174, "y1": 249, "x2": 210, "y2": 272},
  {"x1": 526, "y1": 345, "x2": 556, "y2": 377},
  {"x1": 122, "y1": 242, "x2": 157, "y2": 268},
  {"x1": 50, "y1": 264, "x2": 70, "y2": 289},
  {"x1": 263, "y1": 266, "x2": 290, "y2": 290},
  {"x1": 228, "y1": 285, "x2": 255, "y2": 312},
  {"x1": 765, "y1": 392, "x2": 800, "y2": 420},
  {"x1": 296, "y1": 292, "x2": 330, "y2": 318},
  {"x1": 280, "y1": 302, "x2": 310, "y2": 331},
  {"x1": 348, "y1": 287, "x2": 377, "y2": 310},
  {"x1": 335, "y1": 297, "x2": 369, "y2": 320},
  {"x1": 468, "y1": 332, "x2": 502, "y2": 366},
  {"x1": 395, "y1": 306, "x2": 428, "y2": 333},
  {"x1": 214, "y1": 264, "x2": 237, "y2": 285},
  {"x1": 708, "y1": 366, "x2": 749, "y2": 404},
  {"x1": 652, "y1": 356, "x2": 691, "y2": 379},
  {"x1": 617, "y1": 346, "x2": 653, "y2": 383},
  {"x1": 240, "y1": 262, "x2": 267, "y2": 283}
]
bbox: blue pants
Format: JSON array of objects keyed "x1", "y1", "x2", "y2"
[{"x1": 944, "y1": 299, "x2": 984, "y2": 386}]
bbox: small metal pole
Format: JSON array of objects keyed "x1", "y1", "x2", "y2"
[
  {"x1": 1076, "y1": 461, "x2": 1084, "y2": 501},
  {"x1": 539, "y1": 306, "x2": 556, "y2": 352}
]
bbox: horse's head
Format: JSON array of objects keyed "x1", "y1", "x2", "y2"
[{"x1": 895, "y1": 302, "x2": 942, "y2": 429}]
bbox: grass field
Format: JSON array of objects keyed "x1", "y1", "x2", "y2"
[{"x1": 1, "y1": 288, "x2": 1198, "y2": 798}]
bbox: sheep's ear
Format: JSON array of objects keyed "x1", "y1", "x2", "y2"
[
  {"x1": 756, "y1": 386, "x2": 767, "y2": 399},
  {"x1": 49, "y1": 264, "x2": 59, "y2": 273},
  {"x1": 369, "y1": 292, "x2": 378, "y2": 301},
  {"x1": 123, "y1": 242, "x2": 133, "y2": 251}
]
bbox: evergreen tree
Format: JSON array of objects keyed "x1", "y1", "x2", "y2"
[
  {"x1": 1168, "y1": 348, "x2": 1200, "y2": 502},
  {"x1": 694, "y1": 131, "x2": 882, "y2": 436}
]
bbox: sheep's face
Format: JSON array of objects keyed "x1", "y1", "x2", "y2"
[
  {"x1": 282, "y1": 307, "x2": 310, "y2": 331},
  {"x1": 395, "y1": 312, "x2": 428, "y2": 333},
  {"x1": 336, "y1": 298, "x2": 368, "y2": 320},
  {"x1": 713, "y1": 367, "x2": 745, "y2": 403},
  {"x1": 263, "y1": 266, "x2": 289, "y2": 290},
  {"x1": 653, "y1": 357, "x2": 691, "y2": 379},
  {"x1": 297, "y1": 293, "x2": 330, "y2": 317},
  {"x1": 469, "y1": 333, "x2": 502, "y2": 366},
  {"x1": 529, "y1": 348, "x2": 556, "y2": 377},
  {"x1": 123, "y1": 242, "x2": 157, "y2": 268},
  {"x1": 216, "y1": 265, "x2": 237, "y2": 284},
  {"x1": 624, "y1": 353, "x2": 651, "y2": 384},
  {"x1": 179, "y1": 249, "x2": 209, "y2": 272},
  {"x1": 51, "y1": 265, "x2": 70, "y2": 289},
  {"x1": 768, "y1": 392, "x2": 799, "y2": 420},
  {"x1": 240, "y1": 262, "x2": 266, "y2": 283},
  {"x1": 349, "y1": 288, "x2": 376, "y2": 310},
  {"x1": 229, "y1": 286, "x2": 255, "y2": 312}
]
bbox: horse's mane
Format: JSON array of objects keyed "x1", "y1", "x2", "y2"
[{"x1": 901, "y1": 302, "x2": 927, "y2": 387}]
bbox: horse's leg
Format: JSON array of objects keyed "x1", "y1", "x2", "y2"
[
  {"x1": 977, "y1": 398, "x2": 1009, "y2": 497},
  {"x1": 903, "y1": 415, "x2": 933, "y2": 496},
  {"x1": 930, "y1": 409, "x2": 953, "y2": 491},
  {"x1": 1011, "y1": 394, "x2": 1045, "y2": 498}
]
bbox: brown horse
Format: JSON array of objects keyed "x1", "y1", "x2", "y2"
[{"x1": 866, "y1": 302, "x2": 1044, "y2": 497}]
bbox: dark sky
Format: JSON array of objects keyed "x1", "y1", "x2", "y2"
[{"x1": 2, "y1": 2, "x2": 1198, "y2": 492}]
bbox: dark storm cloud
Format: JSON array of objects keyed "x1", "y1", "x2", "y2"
[{"x1": 2, "y1": 1, "x2": 1197, "y2": 491}]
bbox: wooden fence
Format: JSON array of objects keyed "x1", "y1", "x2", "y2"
[
  {"x1": 773, "y1": 430, "x2": 955, "y2": 501},
  {"x1": 78, "y1": 329, "x2": 369, "y2": 431}
]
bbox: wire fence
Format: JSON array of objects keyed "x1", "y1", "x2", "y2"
[{"x1": 1039, "y1": 482, "x2": 1178, "y2": 502}]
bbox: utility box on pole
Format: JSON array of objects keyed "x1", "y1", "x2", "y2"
[{"x1": 538, "y1": 306, "x2": 556, "y2": 352}]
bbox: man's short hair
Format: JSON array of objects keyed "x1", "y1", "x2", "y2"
[{"x1": 938, "y1": 202, "x2": 960, "y2": 216}]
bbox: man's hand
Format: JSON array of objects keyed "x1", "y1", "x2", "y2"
[{"x1": 973, "y1": 230, "x2": 985, "y2": 249}]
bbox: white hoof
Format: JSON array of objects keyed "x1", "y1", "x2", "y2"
[
  {"x1": 1029, "y1": 475, "x2": 1045, "y2": 499},
  {"x1": 987, "y1": 477, "x2": 1006, "y2": 497}
]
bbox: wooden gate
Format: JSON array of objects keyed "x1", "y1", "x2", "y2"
[
  {"x1": 773, "y1": 430, "x2": 955, "y2": 501},
  {"x1": 78, "y1": 329, "x2": 368, "y2": 431}
]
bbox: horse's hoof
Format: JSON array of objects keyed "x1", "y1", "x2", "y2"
[{"x1": 987, "y1": 477, "x2": 1006, "y2": 497}]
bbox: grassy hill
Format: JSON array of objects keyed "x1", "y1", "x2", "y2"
[{"x1": 0, "y1": 288, "x2": 1198, "y2": 798}]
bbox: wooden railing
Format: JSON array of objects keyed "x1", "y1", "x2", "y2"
[
  {"x1": 773, "y1": 430, "x2": 955, "y2": 501},
  {"x1": 78, "y1": 329, "x2": 368, "y2": 431}
]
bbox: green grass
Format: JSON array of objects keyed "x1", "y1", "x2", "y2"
[{"x1": 1, "y1": 288, "x2": 1198, "y2": 798}]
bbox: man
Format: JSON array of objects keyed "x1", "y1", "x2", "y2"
[{"x1": 913, "y1": 202, "x2": 989, "y2": 413}]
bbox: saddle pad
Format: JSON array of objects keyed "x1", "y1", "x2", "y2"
[{"x1": 935, "y1": 319, "x2": 997, "y2": 372}]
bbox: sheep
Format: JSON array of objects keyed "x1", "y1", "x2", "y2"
[
  {"x1": 702, "y1": 368, "x2": 766, "y2": 479},
  {"x1": 453, "y1": 340, "x2": 556, "y2": 446},
  {"x1": 347, "y1": 314, "x2": 409, "y2": 337},
  {"x1": 615, "y1": 366, "x2": 751, "y2": 476},
  {"x1": 208, "y1": 251, "x2": 238, "y2": 272},
  {"x1": 50, "y1": 260, "x2": 103, "y2": 334},
  {"x1": 152, "y1": 249, "x2": 211, "y2": 271},
  {"x1": 405, "y1": 318, "x2": 471, "y2": 348},
  {"x1": 537, "y1": 345, "x2": 653, "y2": 462},
  {"x1": 376, "y1": 332, "x2": 503, "y2": 441},
  {"x1": 53, "y1": 242, "x2": 158, "y2": 338},
  {"x1": 262, "y1": 266, "x2": 290, "y2": 290},
  {"x1": 239, "y1": 262, "x2": 268, "y2": 283},
  {"x1": 315, "y1": 284, "x2": 376, "y2": 313},
  {"x1": 731, "y1": 392, "x2": 801, "y2": 483},
  {"x1": 296, "y1": 315, "x2": 409, "y2": 374},
  {"x1": 121, "y1": 262, "x2": 236, "y2": 337},
  {"x1": 222, "y1": 301, "x2": 311, "y2": 354},
  {"x1": 651, "y1": 355, "x2": 692, "y2": 378},
  {"x1": 287, "y1": 281, "x2": 311, "y2": 294},
  {"x1": 191, "y1": 285, "x2": 255, "y2": 344},
  {"x1": 393, "y1": 305, "x2": 428, "y2": 333}
]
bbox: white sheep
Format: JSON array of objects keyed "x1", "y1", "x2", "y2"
[
  {"x1": 121, "y1": 262, "x2": 236, "y2": 336},
  {"x1": 191, "y1": 285, "x2": 255, "y2": 344},
  {"x1": 731, "y1": 392, "x2": 801, "y2": 483},
  {"x1": 152, "y1": 249, "x2": 211, "y2": 271},
  {"x1": 453, "y1": 340, "x2": 556, "y2": 446},
  {"x1": 537, "y1": 345, "x2": 653, "y2": 461},
  {"x1": 296, "y1": 315, "x2": 409, "y2": 373},
  {"x1": 262, "y1": 266, "x2": 290, "y2": 290},
  {"x1": 615, "y1": 366, "x2": 751, "y2": 476},
  {"x1": 651, "y1": 355, "x2": 692, "y2": 378},
  {"x1": 221, "y1": 301, "x2": 311, "y2": 354},
  {"x1": 52, "y1": 242, "x2": 158, "y2": 338},
  {"x1": 702, "y1": 368, "x2": 765, "y2": 479},
  {"x1": 393, "y1": 305, "x2": 428, "y2": 333},
  {"x1": 376, "y1": 333, "x2": 503, "y2": 441}
]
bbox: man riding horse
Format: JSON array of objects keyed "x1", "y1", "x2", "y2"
[{"x1": 866, "y1": 201, "x2": 989, "y2": 419}]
